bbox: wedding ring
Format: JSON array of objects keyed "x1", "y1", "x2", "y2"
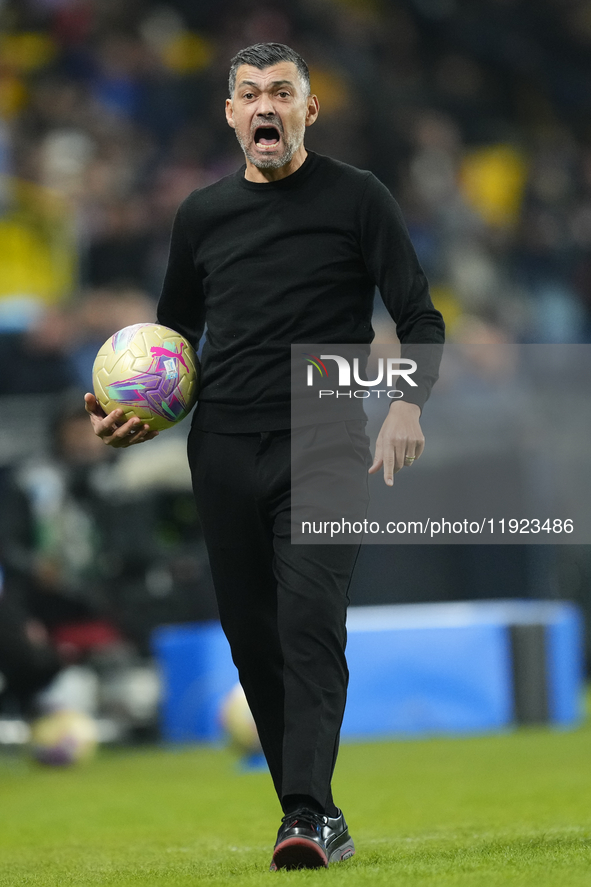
[{"x1": 404, "y1": 456, "x2": 415, "y2": 463}]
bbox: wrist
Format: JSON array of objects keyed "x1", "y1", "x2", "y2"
[{"x1": 389, "y1": 399, "x2": 421, "y2": 415}]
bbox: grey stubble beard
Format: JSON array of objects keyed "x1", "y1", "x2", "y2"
[{"x1": 235, "y1": 118, "x2": 306, "y2": 170}]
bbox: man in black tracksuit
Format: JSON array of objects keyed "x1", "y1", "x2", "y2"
[{"x1": 86, "y1": 42, "x2": 444, "y2": 871}]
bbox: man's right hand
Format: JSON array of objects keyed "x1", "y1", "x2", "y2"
[{"x1": 84, "y1": 393, "x2": 159, "y2": 448}]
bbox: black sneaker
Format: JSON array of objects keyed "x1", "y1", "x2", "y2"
[{"x1": 269, "y1": 808, "x2": 355, "y2": 871}]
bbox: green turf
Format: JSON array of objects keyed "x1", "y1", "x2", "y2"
[{"x1": 1, "y1": 715, "x2": 590, "y2": 886}]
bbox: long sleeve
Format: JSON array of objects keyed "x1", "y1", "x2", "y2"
[
  {"x1": 156, "y1": 201, "x2": 206, "y2": 350},
  {"x1": 154, "y1": 154, "x2": 443, "y2": 431},
  {"x1": 358, "y1": 173, "x2": 445, "y2": 409}
]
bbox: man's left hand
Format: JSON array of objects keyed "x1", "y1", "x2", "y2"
[{"x1": 368, "y1": 400, "x2": 424, "y2": 486}]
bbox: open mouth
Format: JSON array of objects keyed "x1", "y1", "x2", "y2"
[{"x1": 254, "y1": 125, "x2": 281, "y2": 147}]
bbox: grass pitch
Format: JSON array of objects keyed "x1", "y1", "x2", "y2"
[{"x1": 1, "y1": 716, "x2": 590, "y2": 886}]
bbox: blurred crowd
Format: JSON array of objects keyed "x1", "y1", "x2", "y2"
[
  {"x1": 0, "y1": 0, "x2": 590, "y2": 359},
  {"x1": 2, "y1": 0, "x2": 591, "y2": 715}
]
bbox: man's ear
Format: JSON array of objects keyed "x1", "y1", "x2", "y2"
[
  {"x1": 225, "y1": 98, "x2": 235, "y2": 129},
  {"x1": 305, "y1": 94, "x2": 320, "y2": 128}
]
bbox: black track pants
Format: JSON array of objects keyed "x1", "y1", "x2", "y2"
[{"x1": 188, "y1": 425, "x2": 366, "y2": 812}]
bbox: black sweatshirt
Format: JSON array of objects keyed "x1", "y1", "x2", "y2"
[{"x1": 157, "y1": 151, "x2": 445, "y2": 432}]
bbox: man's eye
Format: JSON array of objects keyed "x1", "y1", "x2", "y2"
[{"x1": 278, "y1": 91, "x2": 290, "y2": 98}]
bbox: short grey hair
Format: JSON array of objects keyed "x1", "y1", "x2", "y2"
[{"x1": 228, "y1": 43, "x2": 311, "y2": 98}]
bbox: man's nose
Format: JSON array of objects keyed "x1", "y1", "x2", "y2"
[{"x1": 256, "y1": 94, "x2": 276, "y2": 116}]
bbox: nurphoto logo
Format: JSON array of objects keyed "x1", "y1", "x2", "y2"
[{"x1": 304, "y1": 353, "x2": 417, "y2": 399}]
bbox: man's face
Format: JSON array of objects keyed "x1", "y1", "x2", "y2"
[{"x1": 225, "y1": 61, "x2": 318, "y2": 171}]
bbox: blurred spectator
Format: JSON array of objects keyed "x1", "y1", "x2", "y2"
[
  {"x1": 0, "y1": 307, "x2": 75, "y2": 394},
  {"x1": 69, "y1": 284, "x2": 157, "y2": 388},
  {"x1": 0, "y1": 286, "x2": 157, "y2": 394},
  {"x1": 0, "y1": 564, "x2": 62, "y2": 714},
  {"x1": 82, "y1": 196, "x2": 154, "y2": 289}
]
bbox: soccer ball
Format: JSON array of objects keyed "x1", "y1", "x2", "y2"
[
  {"x1": 29, "y1": 710, "x2": 98, "y2": 766},
  {"x1": 219, "y1": 683, "x2": 262, "y2": 756},
  {"x1": 92, "y1": 323, "x2": 199, "y2": 431}
]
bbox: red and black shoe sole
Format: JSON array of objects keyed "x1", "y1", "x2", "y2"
[{"x1": 270, "y1": 837, "x2": 329, "y2": 870}]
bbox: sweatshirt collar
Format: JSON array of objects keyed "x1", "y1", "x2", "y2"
[{"x1": 236, "y1": 151, "x2": 318, "y2": 191}]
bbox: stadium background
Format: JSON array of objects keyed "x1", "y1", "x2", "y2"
[
  {"x1": 0, "y1": 0, "x2": 590, "y2": 682},
  {"x1": 1, "y1": 0, "x2": 590, "y2": 673}
]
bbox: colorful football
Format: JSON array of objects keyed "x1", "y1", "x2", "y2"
[
  {"x1": 29, "y1": 710, "x2": 98, "y2": 766},
  {"x1": 219, "y1": 683, "x2": 262, "y2": 756},
  {"x1": 92, "y1": 323, "x2": 199, "y2": 431}
]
